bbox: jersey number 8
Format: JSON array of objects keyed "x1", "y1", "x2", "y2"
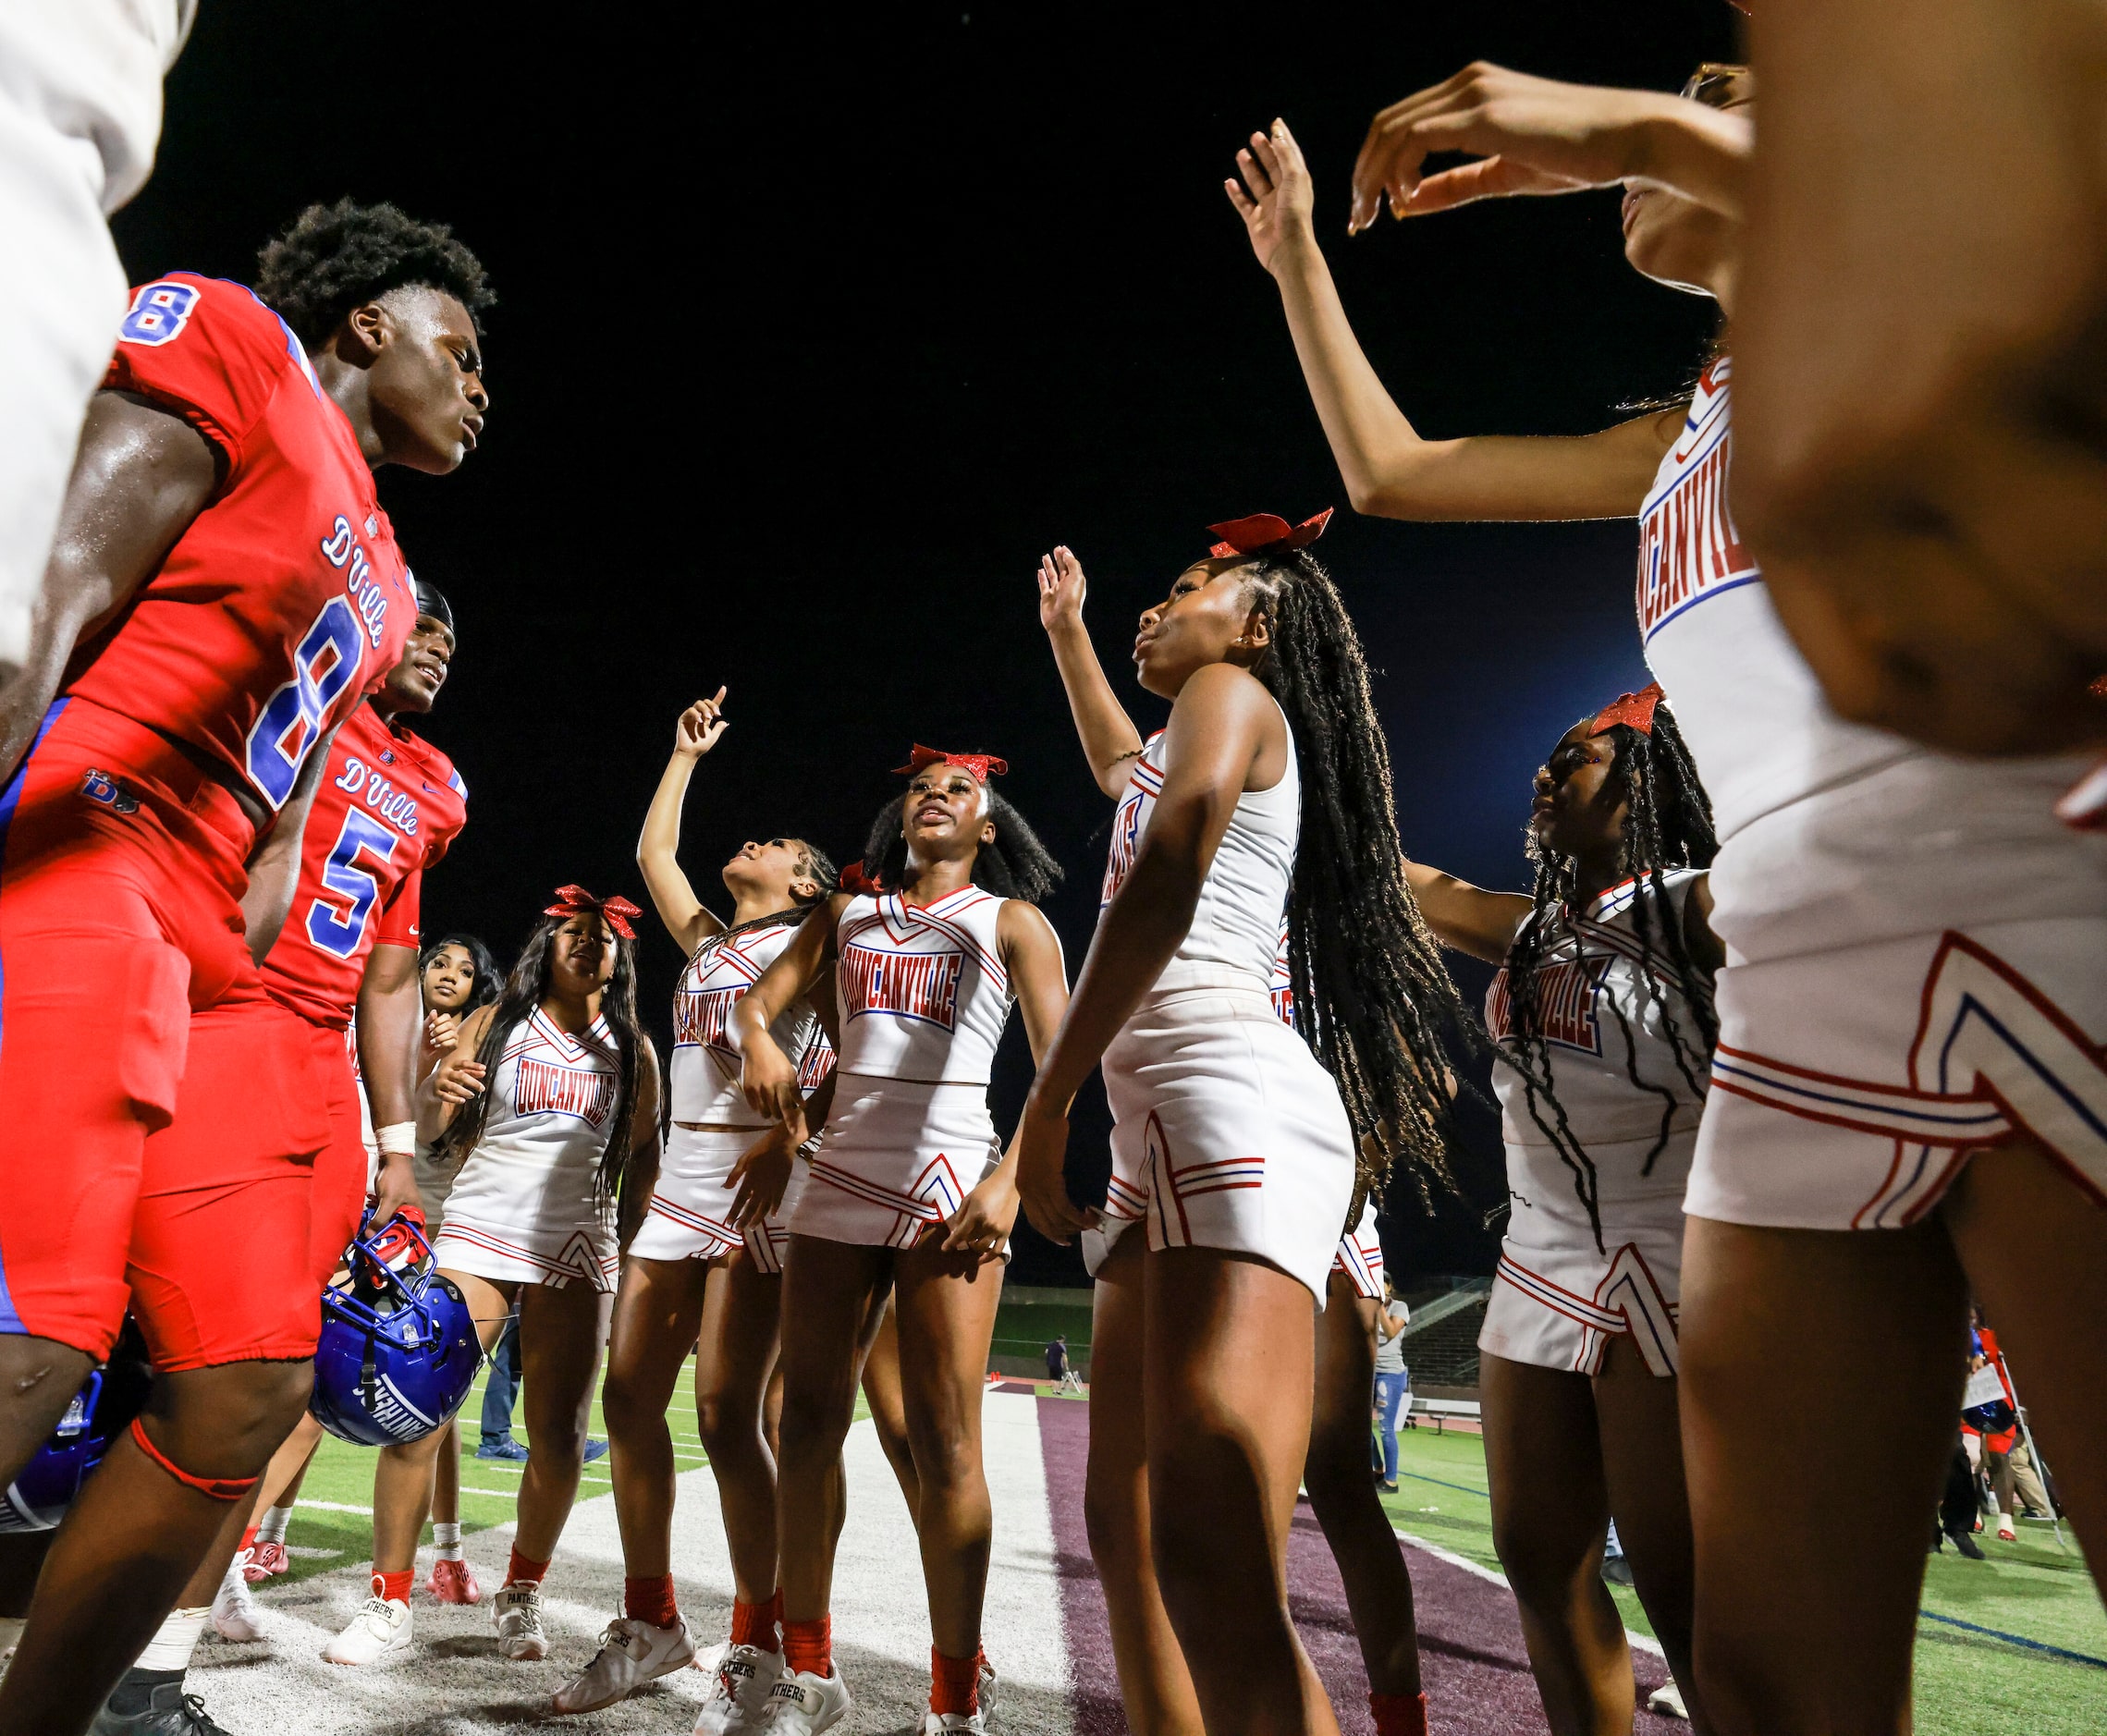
[
  {"x1": 117, "y1": 281, "x2": 199, "y2": 348},
  {"x1": 245, "y1": 595, "x2": 365, "y2": 809}
]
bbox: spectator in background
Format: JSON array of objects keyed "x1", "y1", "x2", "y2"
[
  {"x1": 2008, "y1": 1439, "x2": 2057, "y2": 1522},
  {"x1": 1046, "y1": 1335, "x2": 1077, "y2": 1391},
  {"x1": 1372, "y1": 1279, "x2": 1411, "y2": 1495},
  {"x1": 1963, "y1": 1309, "x2": 2022, "y2": 1544},
  {"x1": 476, "y1": 1297, "x2": 527, "y2": 1461}
]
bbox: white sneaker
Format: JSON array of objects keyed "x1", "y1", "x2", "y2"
[
  {"x1": 767, "y1": 1666, "x2": 852, "y2": 1735},
  {"x1": 493, "y1": 1581, "x2": 549, "y2": 1661},
  {"x1": 552, "y1": 1613, "x2": 696, "y2": 1713},
  {"x1": 1646, "y1": 1678, "x2": 1689, "y2": 1720},
  {"x1": 212, "y1": 1554, "x2": 264, "y2": 1642},
  {"x1": 324, "y1": 1595, "x2": 413, "y2": 1665},
  {"x1": 692, "y1": 1641, "x2": 782, "y2": 1733},
  {"x1": 925, "y1": 1712, "x2": 990, "y2": 1734}
]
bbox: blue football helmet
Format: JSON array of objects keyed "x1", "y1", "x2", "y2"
[
  {"x1": 310, "y1": 1213, "x2": 482, "y2": 1448},
  {"x1": 0, "y1": 1339, "x2": 153, "y2": 1533}
]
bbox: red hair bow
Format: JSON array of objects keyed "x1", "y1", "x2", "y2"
[
  {"x1": 1206, "y1": 508, "x2": 1334, "y2": 560},
  {"x1": 892, "y1": 743, "x2": 1009, "y2": 783},
  {"x1": 1589, "y1": 682, "x2": 1666, "y2": 738},
  {"x1": 544, "y1": 884, "x2": 643, "y2": 940},
  {"x1": 839, "y1": 860, "x2": 885, "y2": 896}
]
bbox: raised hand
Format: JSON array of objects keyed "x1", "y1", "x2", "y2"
[
  {"x1": 1037, "y1": 546, "x2": 1090, "y2": 633},
  {"x1": 423, "y1": 1009, "x2": 461, "y2": 1056},
  {"x1": 1349, "y1": 64, "x2": 1667, "y2": 232},
  {"x1": 1225, "y1": 119, "x2": 1317, "y2": 272},
  {"x1": 674, "y1": 687, "x2": 730, "y2": 759}
]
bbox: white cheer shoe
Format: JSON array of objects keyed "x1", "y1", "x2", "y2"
[
  {"x1": 211, "y1": 1555, "x2": 263, "y2": 1643},
  {"x1": 493, "y1": 1581, "x2": 548, "y2": 1661},
  {"x1": 692, "y1": 1640, "x2": 783, "y2": 1733},
  {"x1": 552, "y1": 1613, "x2": 695, "y2": 1713},
  {"x1": 323, "y1": 1595, "x2": 412, "y2": 1666},
  {"x1": 767, "y1": 1665, "x2": 852, "y2": 1735}
]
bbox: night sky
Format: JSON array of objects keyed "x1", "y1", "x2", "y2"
[{"x1": 112, "y1": 2, "x2": 1740, "y2": 1285}]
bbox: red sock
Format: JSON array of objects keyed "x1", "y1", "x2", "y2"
[
  {"x1": 782, "y1": 1614, "x2": 831, "y2": 1680},
  {"x1": 506, "y1": 1547, "x2": 550, "y2": 1587},
  {"x1": 1370, "y1": 1691, "x2": 1429, "y2": 1736},
  {"x1": 624, "y1": 1573, "x2": 678, "y2": 1629},
  {"x1": 730, "y1": 1591, "x2": 779, "y2": 1650},
  {"x1": 930, "y1": 1644, "x2": 984, "y2": 1717},
  {"x1": 239, "y1": 1526, "x2": 258, "y2": 1555},
  {"x1": 373, "y1": 1569, "x2": 414, "y2": 1606}
]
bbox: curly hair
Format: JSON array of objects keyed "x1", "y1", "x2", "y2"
[
  {"x1": 861, "y1": 791, "x2": 1061, "y2": 903},
  {"x1": 1496, "y1": 703, "x2": 1719, "y2": 1251},
  {"x1": 255, "y1": 199, "x2": 496, "y2": 348},
  {"x1": 1228, "y1": 549, "x2": 1467, "y2": 1203}
]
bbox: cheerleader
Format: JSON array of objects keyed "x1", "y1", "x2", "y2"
[
  {"x1": 1407, "y1": 688, "x2": 1719, "y2": 1730},
  {"x1": 553, "y1": 693, "x2": 838, "y2": 1718},
  {"x1": 1017, "y1": 518, "x2": 1461, "y2": 1736},
  {"x1": 1235, "y1": 69, "x2": 2107, "y2": 1727},
  {"x1": 729, "y1": 747, "x2": 1070, "y2": 1736},
  {"x1": 323, "y1": 891, "x2": 660, "y2": 1667}
]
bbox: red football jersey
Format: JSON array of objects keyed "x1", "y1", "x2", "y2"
[
  {"x1": 261, "y1": 702, "x2": 469, "y2": 1029},
  {"x1": 69, "y1": 273, "x2": 416, "y2": 818}
]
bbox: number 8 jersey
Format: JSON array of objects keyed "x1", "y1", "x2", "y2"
[
  {"x1": 68, "y1": 272, "x2": 417, "y2": 815},
  {"x1": 260, "y1": 701, "x2": 468, "y2": 1029}
]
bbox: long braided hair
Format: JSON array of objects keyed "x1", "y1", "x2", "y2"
[
  {"x1": 1496, "y1": 702, "x2": 1718, "y2": 1251},
  {"x1": 862, "y1": 791, "x2": 1062, "y2": 903},
  {"x1": 1230, "y1": 549, "x2": 1466, "y2": 1200},
  {"x1": 433, "y1": 911, "x2": 654, "y2": 1199},
  {"x1": 714, "y1": 838, "x2": 840, "y2": 944}
]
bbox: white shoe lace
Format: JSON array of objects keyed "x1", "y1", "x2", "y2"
[{"x1": 499, "y1": 1589, "x2": 545, "y2": 1634}]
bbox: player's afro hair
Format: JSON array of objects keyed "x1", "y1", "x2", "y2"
[{"x1": 255, "y1": 198, "x2": 495, "y2": 349}]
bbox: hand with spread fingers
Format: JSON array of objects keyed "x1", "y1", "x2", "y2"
[{"x1": 1225, "y1": 118, "x2": 1317, "y2": 272}]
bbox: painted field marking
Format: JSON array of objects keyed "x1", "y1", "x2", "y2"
[
  {"x1": 285, "y1": 1546, "x2": 342, "y2": 1559},
  {"x1": 1393, "y1": 1528, "x2": 1665, "y2": 1659},
  {"x1": 1917, "y1": 1609, "x2": 2107, "y2": 1669},
  {"x1": 296, "y1": 1498, "x2": 374, "y2": 1516}
]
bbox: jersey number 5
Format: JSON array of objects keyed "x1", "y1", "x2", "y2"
[
  {"x1": 307, "y1": 808, "x2": 401, "y2": 960},
  {"x1": 245, "y1": 595, "x2": 365, "y2": 809}
]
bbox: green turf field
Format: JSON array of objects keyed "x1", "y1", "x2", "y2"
[{"x1": 1376, "y1": 1424, "x2": 2107, "y2": 1731}]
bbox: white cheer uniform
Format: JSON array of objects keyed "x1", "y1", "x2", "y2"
[
  {"x1": 1641, "y1": 362, "x2": 2107, "y2": 1229},
  {"x1": 1476, "y1": 873, "x2": 1709, "y2": 1377},
  {"x1": 791, "y1": 886, "x2": 1022, "y2": 1251},
  {"x1": 1081, "y1": 720, "x2": 1357, "y2": 1304},
  {"x1": 1271, "y1": 925, "x2": 1386, "y2": 1302},
  {"x1": 630, "y1": 919, "x2": 830, "y2": 1273},
  {"x1": 433, "y1": 1009, "x2": 624, "y2": 1290},
  {"x1": 0, "y1": 0, "x2": 192, "y2": 666}
]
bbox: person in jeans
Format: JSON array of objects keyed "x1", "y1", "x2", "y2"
[
  {"x1": 476, "y1": 1301, "x2": 527, "y2": 1461},
  {"x1": 1371, "y1": 1279, "x2": 1410, "y2": 1494}
]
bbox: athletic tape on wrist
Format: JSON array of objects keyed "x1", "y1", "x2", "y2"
[
  {"x1": 129, "y1": 1418, "x2": 259, "y2": 1502},
  {"x1": 376, "y1": 1121, "x2": 416, "y2": 1157}
]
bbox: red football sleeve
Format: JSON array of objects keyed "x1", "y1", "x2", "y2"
[
  {"x1": 103, "y1": 275, "x2": 291, "y2": 472},
  {"x1": 374, "y1": 866, "x2": 423, "y2": 949}
]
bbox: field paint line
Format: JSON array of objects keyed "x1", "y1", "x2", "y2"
[
  {"x1": 1394, "y1": 1528, "x2": 1667, "y2": 1659},
  {"x1": 458, "y1": 1486, "x2": 524, "y2": 1498},
  {"x1": 1917, "y1": 1608, "x2": 2107, "y2": 1669},
  {"x1": 295, "y1": 1498, "x2": 374, "y2": 1516},
  {"x1": 285, "y1": 1546, "x2": 343, "y2": 1559},
  {"x1": 1396, "y1": 1468, "x2": 1492, "y2": 1499}
]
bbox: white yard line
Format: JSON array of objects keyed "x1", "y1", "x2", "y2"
[{"x1": 1393, "y1": 1528, "x2": 1667, "y2": 1658}]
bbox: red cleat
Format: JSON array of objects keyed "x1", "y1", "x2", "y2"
[
  {"x1": 243, "y1": 1540, "x2": 289, "y2": 1583},
  {"x1": 427, "y1": 1558, "x2": 482, "y2": 1605}
]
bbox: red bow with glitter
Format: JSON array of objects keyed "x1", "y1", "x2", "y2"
[
  {"x1": 544, "y1": 885, "x2": 643, "y2": 939},
  {"x1": 892, "y1": 744, "x2": 1009, "y2": 783},
  {"x1": 1589, "y1": 682, "x2": 1665, "y2": 738},
  {"x1": 1206, "y1": 508, "x2": 1334, "y2": 560},
  {"x1": 839, "y1": 860, "x2": 885, "y2": 896}
]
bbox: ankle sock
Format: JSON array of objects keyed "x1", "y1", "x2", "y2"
[
  {"x1": 374, "y1": 1569, "x2": 414, "y2": 1606},
  {"x1": 135, "y1": 1608, "x2": 210, "y2": 1673},
  {"x1": 782, "y1": 1613, "x2": 831, "y2": 1680},
  {"x1": 238, "y1": 1524, "x2": 258, "y2": 1557},
  {"x1": 1370, "y1": 1691, "x2": 1429, "y2": 1736},
  {"x1": 432, "y1": 1521, "x2": 464, "y2": 1561},
  {"x1": 625, "y1": 1573, "x2": 679, "y2": 1629},
  {"x1": 506, "y1": 1547, "x2": 550, "y2": 1587},
  {"x1": 729, "y1": 1589, "x2": 778, "y2": 1650},
  {"x1": 930, "y1": 1644, "x2": 984, "y2": 1716},
  {"x1": 107, "y1": 1667, "x2": 184, "y2": 1718},
  {"x1": 255, "y1": 1503, "x2": 294, "y2": 1547}
]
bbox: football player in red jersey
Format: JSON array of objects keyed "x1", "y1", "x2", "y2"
[
  {"x1": 94, "y1": 580, "x2": 470, "y2": 1732},
  {"x1": 0, "y1": 200, "x2": 491, "y2": 1734}
]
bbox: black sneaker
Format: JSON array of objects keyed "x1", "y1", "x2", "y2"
[
  {"x1": 1602, "y1": 1554, "x2": 1635, "y2": 1587},
  {"x1": 91, "y1": 1679, "x2": 234, "y2": 1736},
  {"x1": 1946, "y1": 1527, "x2": 1985, "y2": 1560}
]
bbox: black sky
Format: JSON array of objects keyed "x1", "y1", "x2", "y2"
[{"x1": 112, "y1": 2, "x2": 1741, "y2": 1284}]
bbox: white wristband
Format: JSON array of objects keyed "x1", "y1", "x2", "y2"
[{"x1": 376, "y1": 1122, "x2": 417, "y2": 1158}]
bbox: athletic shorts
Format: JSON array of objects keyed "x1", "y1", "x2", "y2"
[
  {"x1": 628, "y1": 1123, "x2": 810, "y2": 1273},
  {"x1": 1331, "y1": 1199, "x2": 1383, "y2": 1302},
  {"x1": 129, "y1": 984, "x2": 333, "y2": 1370},
  {"x1": 1082, "y1": 984, "x2": 1355, "y2": 1306},
  {"x1": 791, "y1": 1077, "x2": 1004, "y2": 1253},
  {"x1": 1689, "y1": 751, "x2": 2107, "y2": 1230},
  {"x1": 0, "y1": 696, "x2": 281, "y2": 1361},
  {"x1": 297, "y1": 1013, "x2": 369, "y2": 1290}
]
